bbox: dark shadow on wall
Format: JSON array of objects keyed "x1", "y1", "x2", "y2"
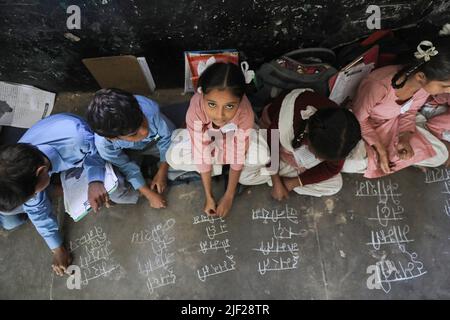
[{"x1": 0, "y1": 0, "x2": 448, "y2": 92}]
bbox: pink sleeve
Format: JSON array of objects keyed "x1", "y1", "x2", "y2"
[
  {"x1": 398, "y1": 107, "x2": 418, "y2": 134},
  {"x1": 351, "y1": 79, "x2": 388, "y2": 147},
  {"x1": 231, "y1": 95, "x2": 255, "y2": 171},
  {"x1": 186, "y1": 94, "x2": 212, "y2": 173}
]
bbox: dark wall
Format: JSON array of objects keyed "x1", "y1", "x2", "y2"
[{"x1": 0, "y1": 0, "x2": 448, "y2": 92}]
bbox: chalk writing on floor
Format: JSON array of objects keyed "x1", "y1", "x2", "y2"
[
  {"x1": 69, "y1": 226, "x2": 123, "y2": 286},
  {"x1": 193, "y1": 214, "x2": 236, "y2": 282},
  {"x1": 357, "y1": 179, "x2": 427, "y2": 294},
  {"x1": 131, "y1": 218, "x2": 176, "y2": 294},
  {"x1": 423, "y1": 168, "x2": 450, "y2": 244},
  {"x1": 252, "y1": 205, "x2": 307, "y2": 275}
]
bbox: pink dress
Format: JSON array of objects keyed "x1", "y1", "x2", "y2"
[
  {"x1": 186, "y1": 93, "x2": 255, "y2": 173},
  {"x1": 425, "y1": 94, "x2": 450, "y2": 140},
  {"x1": 352, "y1": 65, "x2": 435, "y2": 178}
]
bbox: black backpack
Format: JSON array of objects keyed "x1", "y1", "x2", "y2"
[{"x1": 252, "y1": 48, "x2": 338, "y2": 112}]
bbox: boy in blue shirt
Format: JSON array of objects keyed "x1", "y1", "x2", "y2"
[
  {"x1": 0, "y1": 113, "x2": 121, "y2": 276},
  {"x1": 86, "y1": 88, "x2": 175, "y2": 209}
]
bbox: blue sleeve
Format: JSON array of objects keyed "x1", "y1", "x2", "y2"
[
  {"x1": 84, "y1": 150, "x2": 106, "y2": 183},
  {"x1": 95, "y1": 136, "x2": 146, "y2": 190},
  {"x1": 81, "y1": 131, "x2": 106, "y2": 184},
  {"x1": 151, "y1": 111, "x2": 175, "y2": 163},
  {"x1": 24, "y1": 191, "x2": 62, "y2": 250}
]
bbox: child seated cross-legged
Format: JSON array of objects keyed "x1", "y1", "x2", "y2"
[
  {"x1": 343, "y1": 38, "x2": 450, "y2": 177},
  {"x1": 166, "y1": 62, "x2": 270, "y2": 217},
  {"x1": 86, "y1": 88, "x2": 175, "y2": 209},
  {"x1": 239, "y1": 89, "x2": 361, "y2": 200}
]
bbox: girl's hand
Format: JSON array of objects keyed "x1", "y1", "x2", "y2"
[
  {"x1": 374, "y1": 144, "x2": 393, "y2": 174},
  {"x1": 281, "y1": 177, "x2": 300, "y2": 192},
  {"x1": 204, "y1": 196, "x2": 217, "y2": 216},
  {"x1": 216, "y1": 194, "x2": 233, "y2": 218},
  {"x1": 397, "y1": 133, "x2": 414, "y2": 160}
]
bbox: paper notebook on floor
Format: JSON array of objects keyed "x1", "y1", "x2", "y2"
[
  {"x1": 82, "y1": 55, "x2": 156, "y2": 95},
  {"x1": 61, "y1": 163, "x2": 119, "y2": 222}
]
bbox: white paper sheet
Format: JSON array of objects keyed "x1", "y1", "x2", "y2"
[
  {"x1": 137, "y1": 57, "x2": 156, "y2": 92},
  {"x1": 293, "y1": 145, "x2": 322, "y2": 169},
  {"x1": 0, "y1": 81, "x2": 55, "y2": 128},
  {"x1": 61, "y1": 162, "x2": 118, "y2": 222}
]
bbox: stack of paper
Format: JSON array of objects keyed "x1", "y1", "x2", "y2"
[{"x1": 0, "y1": 81, "x2": 55, "y2": 128}]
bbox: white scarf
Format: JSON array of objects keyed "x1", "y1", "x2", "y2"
[{"x1": 278, "y1": 88, "x2": 317, "y2": 152}]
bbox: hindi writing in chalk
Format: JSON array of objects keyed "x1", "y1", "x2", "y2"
[
  {"x1": 251, "y1": 205, "x2": 307, "y2": 275},
  {"x1": 357, "y1": 179, "x2": 427, "y2": 294},
  {"x1": 423, "y1": 168, "x2": 450, "y2": 218},
  {"x1": 131, "y1": 218, "x2": 176, "y2": 294},
  {"x1": 69, "y1": 226, "x2": 124, "y2": 286},
  {"x1": 193, "y1": 214, "x2": 236, "y2": 282},
  {"x1": 423, "y1": 167, "x2": 450, "y2": 184}
]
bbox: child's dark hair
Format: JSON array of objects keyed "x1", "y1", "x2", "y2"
[
  {"x1": 0, "y1": 144, "x2": 46, "y2": 211},
  {"x1": 86, "y1": 88, "x2": 144, "y2": 138},
  {"x1": 197, "y1": 62, "x2": 246, "y2": 99},
  {"x1": 294, "y1": 108, "x2": 361, "y2": 161},
  {"x1": 392, "y1": 37, "x2": 450, "y2": 89}
]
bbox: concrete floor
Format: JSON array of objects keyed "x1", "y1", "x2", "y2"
[{"x1": 1, "y1": 90, "x2": 450, "y2": 299}]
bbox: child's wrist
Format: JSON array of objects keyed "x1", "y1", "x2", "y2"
[{"x1": 224, "y1": 190, "x2": 235, "y2": 199}]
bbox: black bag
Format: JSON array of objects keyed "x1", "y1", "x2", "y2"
[{"x1": 253, "y1": 48, "x2": 338, "y2": 109}]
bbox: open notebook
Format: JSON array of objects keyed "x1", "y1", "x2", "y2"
[
  {"x1": 61, "y1": 163, "x2": 119, "y2": 222},
  {"x1": 82, "y1": 55, "x2": 156, "y2": 95}
]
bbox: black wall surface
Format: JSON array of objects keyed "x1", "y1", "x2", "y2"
[{"x1": 0, "y1": 0, "x2": 448, "y2": 92}]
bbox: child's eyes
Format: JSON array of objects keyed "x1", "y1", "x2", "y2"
[{"x1": 207, "y1": 102, "x2": 235, "y2": 109}]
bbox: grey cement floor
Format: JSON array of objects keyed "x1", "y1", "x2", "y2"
[{"x1": 1, "y1": 90, "x2": 450, "y2": 299}]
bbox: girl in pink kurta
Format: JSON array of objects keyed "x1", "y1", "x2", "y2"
[
  {"x1": 345, "y1": 39, "x2": 450, "y2": 178},
  {"x1": 166, "y1": 62, "x2": 268, "y2": 217}
]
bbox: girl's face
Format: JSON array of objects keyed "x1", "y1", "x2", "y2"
[
  {"x1": 117, "y1": 118, "x2": 149, "y2": 142},
  {"x1": 202, "y1": 88, "x2": 241, "y2": 128},
  {"x1": 416, "y1": 73, "x2": 450, "y2": 95}
]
